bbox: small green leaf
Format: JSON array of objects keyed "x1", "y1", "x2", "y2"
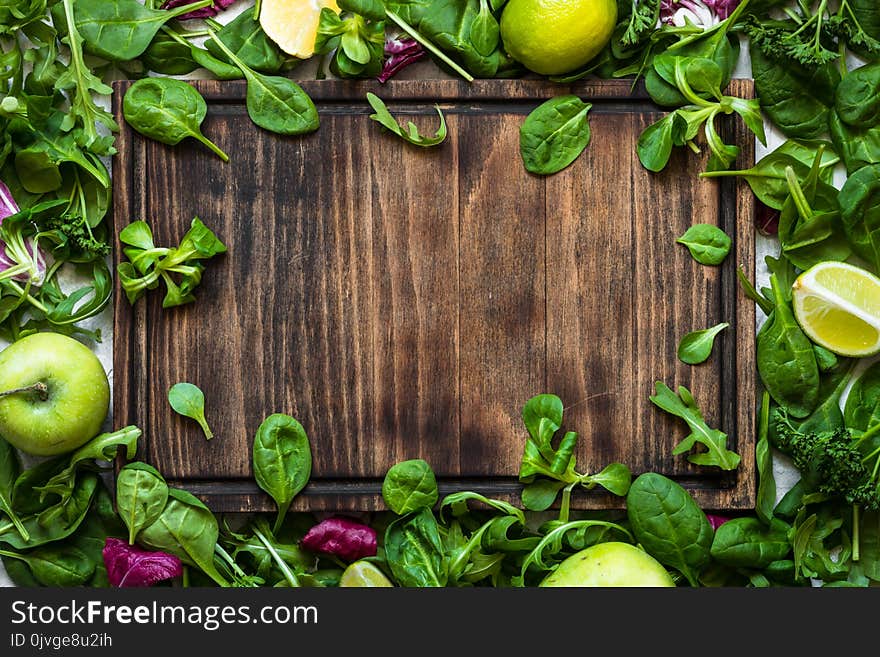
[
  {"x1": 676, "y1": 224, "x2": 732, "y2": 265},
  {"x1": 677, "y1": 322, "x2": 729, "y2": 365},
  {"x1": 168, "y1": 383, "x2": 213, "y2": 439}
]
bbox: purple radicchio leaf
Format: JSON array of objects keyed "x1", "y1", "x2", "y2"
[
  {"x1": 660, "y1": 0, "x2": 717, "y2": 27},
  {"x1": 378, "y1": 37, "x2": 426, "y2": 84},
  {"x1": 0, "y1": 179, "x2": 47, "y2": 284},
  {"x1": 160, "y1": 0, "x2": 237, "y2": 20},
  {"x1": 755, "y1": 202, "x2": 780, "y2": 237},
  {"x1": 103, "y1": 538, "x2": 183, "y2": 587},
  {"x1": 702, "y1": 0, "x2": 741, "y2": 20},
  {"x1": 706, "y1": 514, "x2": 731, "y2": 531},
  {"x1": 301, "y1": 516, "x2": 377, "y2": 561},
  {"x1": 0, "y1": 180, "x2": 16, "y2": 221}
]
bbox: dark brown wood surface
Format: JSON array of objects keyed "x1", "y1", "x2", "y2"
[{"x1": 112, "y1": 79, "x2": 756, "y2": 512}]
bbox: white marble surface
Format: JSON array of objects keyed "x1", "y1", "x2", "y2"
[{"x1": 0, "y1": 8, "x2": 868, "y2": 585}]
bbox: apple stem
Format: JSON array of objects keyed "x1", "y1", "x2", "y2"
[{"x1": 0, "y1": 381, "x2": 49, "y2": 401}]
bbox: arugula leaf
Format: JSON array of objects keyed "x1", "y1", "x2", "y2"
[
  {"x1": 53, "y1": 0, "x2": 118, "y2": 155},
  {"x1": 366, "y1": 93, "x2": 447, "y2": 147},
  {"x1": 650, "y1": 382, "x2": 741, "y2": 470}
]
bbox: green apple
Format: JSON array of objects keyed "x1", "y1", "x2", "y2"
[
  {"x1": 0, "y1": 332, "x2": 110, "y2": 456},
  {"x1": 540, "y1": 541, "x2": 675, "y2": 587}
]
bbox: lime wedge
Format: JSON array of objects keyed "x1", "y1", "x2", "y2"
[
  {"x1": 339, "y1": 561, "x2": 394, "y2": 588},
  {"x1": 791, "y1": 261, "x2": 880, "y2": 357}
]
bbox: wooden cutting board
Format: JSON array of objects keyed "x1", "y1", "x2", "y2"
[{"x1": 111, "y1": 78, "x2": 756, "y2": 512}]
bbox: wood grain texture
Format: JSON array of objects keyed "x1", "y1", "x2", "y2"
[{"x1": 112, "y1": 78, "x2": 756, "y2": 512}]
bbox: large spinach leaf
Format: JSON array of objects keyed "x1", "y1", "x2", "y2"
[
  {"x1": 209, "y1": 32, "x2": 320, "y2": 136},
  {"x1": 757, "y1": 274, "x2": 820, "y2": 418},
  {"x1": 626, "y1": 473, "x2": 713, "y2": 586},
  {"x1": 750, "y1": 46, "x2": 839, "y2": 138},
  {"x1": 710, "y1": 517, "x2": 791, "y2": 569},
  {"x1": 829, "y1": 110, "x2": 880, "y2": 175},
  {"x1": 836, "y1": 60, "x2": 880, "y2": 128},
  {"x1": 519, "y1": 95, "x2": 592, "y2": 175},
  {"x1": 252, "y1": 414, "x2": 312, "y2": 533},
  {"x1": 386, "y1": 0, "x2": 502, "y2": 78},
  {"x1": 67, "y1": 0, "x2": 214, "y2": 62},
  {"x1": 845, "y1": 362, "x2": 880, "y2": 432},
  {"x1": 138, "y1": 488, "x2": 230, "y2": 587},
  {"x1": 123, "y1": 78, "x2": 229, "y2": 161},
  {"x1": 839, "y1": 163, "x2": 880, "y2": 272},
  {"x1": 116, "y1": 462, "x2": 169, "y2": 545},
  {"x1": 384, "y1": 508, "x2": 448, "y2": 587}
]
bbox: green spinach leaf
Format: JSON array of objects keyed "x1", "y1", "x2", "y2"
[
  {"x1": 756, "y1": 392, "x2": 776, "y2": 525},
  {"x1": 676, "y1": 224, "x2": 731, "y2": 265},
  {"x1": 205, "y1": 8, "x2": 287, "y2": 74},
  {"x1": 0, "y1": 544, "x2": 94, "y2": 586},
  {"x1": 141, "y1": 30, "x2": 199, "y2": 75},
  {"x1": 836, "y1": 60, "x2": 880, "y2": 129},
  {"x1": 138, "y1": 488, "x2": 230, "y2": 587},
  {"x1": 757, "y1": 273, "x2": 820, "y2": 418},
  {"x1": 710, "y1": 517, "x2": 791, "y2": 569},
  {"x1": 382, "y1": 459, "x2": 439, "y2": 515},
  {"x1": 252, "y1": 414, "x2": 312, "y2": 534},
  {"x1": 116, "y1": 462, "x2": 169, "y2": 546},
  {"x1": 70, "y1": 0, "x2": 214, "y2": 62},
  {"x1": 749, "y1": 45, "x2": 840, "y2": 139},
  {"x1": 123, "y1": 78, "x2": 228, "y2": 162},
  {"x1": 384, "y1": 508, "x2": 447, "y2": 587},
  {"x1": 626, "y1": 472, "x2": 713, "y2": 586},
  {"x1": 0, "y1": 472, "x2": 98, "y2": 549},
  {"x1": 519, "y1": 95, "x2": 592, "y2": 175},
  {"x1": 845, "y1": 361, "x2": 880, "y2": 432},
  {"x1": 208, "y1": 30, "x2": 320, "y2": 136},
  {"x1": 829, "y1": 110, "x2": 880, "y2": 175},
  {"x1": 839, "y1": 163, "x2": 880, "y2": 272}
]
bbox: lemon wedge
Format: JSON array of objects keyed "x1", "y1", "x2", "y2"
[
  {"x1": 791, "y1": 261, "x2": 880, "y2": 357},
  {"x1": 338, "y1": 560, "x2": 394, "y2": 587},
  {"x1": 259, "y1": 0, "x2": 340, "y2": 59}
]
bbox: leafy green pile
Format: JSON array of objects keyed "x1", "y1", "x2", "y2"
[{"x1": 6, "y1": 391, "x2": 876, "y2": 588}]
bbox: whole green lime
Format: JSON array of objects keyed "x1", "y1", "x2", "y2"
[{"x1": 500, "y1": 0, "x2": 618, "y2": 76}]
